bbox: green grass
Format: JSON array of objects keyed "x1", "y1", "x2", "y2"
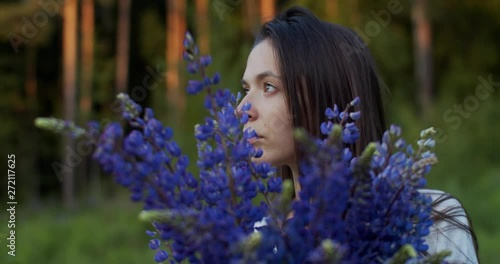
[{"x1": 0, "y1": 195, "x2": 155, "y2": 264}]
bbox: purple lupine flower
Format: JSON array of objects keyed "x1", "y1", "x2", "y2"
[
  {"x1": 149, "y1": 239, "x2": 161, "y2": 250},
  {"x1": 186, "y1": 61, "x2": 199, "y2": 74},
  {"x1": 154, "y1": 250, "x2": 169, "y2": 262},
  {"x1": 350, "y1": 97, "x2": 361, "y2": 107},
  {"x1": 342, "y1": 122, "x2": 360, "y2": 144},
  {"x1": 186, "y1": 80, "x2": 204, "y2": 95},
  {"x1": 36, "y1": 30, "x2": 446, "y2": 264},
  {"x1": 325, "y1": 105, "x2": 339, "y2": 119},
  {"x1": 200, "y1": 55, "x2": 212, "y2": 67},
  {"x1": 212, "y1": 72, "x2": 221, "y2": 85},
  {"x1": 349, "y1": 111, "x2": 361, "y2": 120}
]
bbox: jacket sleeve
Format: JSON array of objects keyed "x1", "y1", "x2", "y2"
[{"x1": 422, "y1": 189, "x2": 478, "y2": 264}]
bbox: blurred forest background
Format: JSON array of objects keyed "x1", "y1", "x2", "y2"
[{"x1": 0, "y1": 0, "x2": 498, "y2": 263}]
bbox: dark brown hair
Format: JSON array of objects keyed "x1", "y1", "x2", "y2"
[{"x1": 254, "y1": 6, "x2": 385, "y2": 179}]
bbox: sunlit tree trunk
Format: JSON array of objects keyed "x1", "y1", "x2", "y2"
[
  {"x1": 349, "y1": 0, "x2": 361, "y2": 25},
  {"x1": 115, "y1": 0, "x2": 131, "y2": 94},
  {"x1": 195, "y1": 0, "x2": 210, "y2": 54},
  {"x1": 166, "y1": 0, "x2": 186, "y2": 120},
  {"x1": 259, "y1": 0, "x2": 275, "y2": 23},
  {"x1": 81, "y1": 0, "x2": 94, "y2": 120},
  {"x1": 325, "y1": 0, "x2": 338, "y2": 21},
  {"x1": 62, "y1": 0, "x2": 78, "y2": 209},
  {"x1": 81, "y1": 0, "x2": 100, "y2": 204},
  {"x1": 412, "y1": 0, "x2": 433, "y2": 118},
  {"x1": 244, "y1": 0, "x2": 258, "y2": 35}
]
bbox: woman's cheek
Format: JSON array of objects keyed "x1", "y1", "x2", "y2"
[{"x1": 268, "y1": 112, "x2": 292, "y2": 135}]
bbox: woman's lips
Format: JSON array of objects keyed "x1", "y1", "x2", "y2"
[{"x1": 247, "y1": 136, "x2": 263, "y2": 144}]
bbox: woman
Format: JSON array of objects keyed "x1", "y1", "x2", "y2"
[{"x1": 239, "y1": 6, "x2": 479, "y2": 263}]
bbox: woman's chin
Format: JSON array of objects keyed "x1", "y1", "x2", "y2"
[
  {"x1": 250, "y1": 156, "x2": 280, "y2": 167},
  {"x1": 250, "y1": 156, "x2": 264, "y2": 163},
  {"x1": 250, "y1": 155, "x2": 267, "y2": 163}
]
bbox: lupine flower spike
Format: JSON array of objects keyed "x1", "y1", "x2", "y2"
[{"x1": 35, "y1": 31, "x2": 447, "y2": 263}]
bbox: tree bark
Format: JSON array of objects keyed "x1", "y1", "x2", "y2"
[
  {"x1": 166, "y1": 0, "x2": 186, "y2": 120},
  {"x1": 62, "y1": 0, "x2": 78, "y2": 209},
  {"x1": 195, "y1": 0, "x2": 210, "y2": 54},
  {"x1": 412, "y1": 0, "x2": 433, "y2": 118},
  {"x1": 259, "y1": 0, "x2": 275, "y2": 23},
  {"x1": 115, "y1": 0, "x2": 131, "y2": 94},
  {"x1": 81, "y1": 0, "x2": 100, "y2": 204},
  {"x1": 325, "y1": 0, "x2": 338, "y2": 21},
  {"x1": 244, "y1": 0, "x2": 259, "y2": 35},
  {"x1": 350, "y1": 0, "x2": 361, "y2": 26},
  {"x1": 80, "y1": 0, "x2": 94, "y2": 120}
]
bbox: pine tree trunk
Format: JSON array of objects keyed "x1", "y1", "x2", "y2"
[
  {"x1": 80, "y1": 0, "x2": 94, "y2": 120},
  {"x1": 62, "y1": 0, "x2": 78, "y2": 209},
  {"x1": 350, "y1": 0, "x2": 361, "y2": 26},
  {"x1": 195, "y1": 0, "x2": 210, "y2": 54},
  {"x1": 166, "y1": 0, "x2": 186, "y2": 121},
  {"x1": 81, "y1": 0, "x2": 100, "y2": 204},
  {"x1": 326, "y1": 0, "x2": 338, "y2": 21},
  {"x1": 244, "y1": 0, "x2": 258, "y2": 35},
  {"x1": 115, "y1": 0, "x2": 131, "y2": 94},
  {"x1": 259, "y1": 0, "x2": 275, "y2": 23},
  {"x1": 412, "y1": 0, "x2": 433, "y2": 118}
]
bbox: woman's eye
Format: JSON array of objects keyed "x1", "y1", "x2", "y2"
[
  {"x1": 242, "y1": 87, "x2": 250, "y2": 94},
  {"x1": 264, "y1": 82, "x2": 277, "y2": 93}
]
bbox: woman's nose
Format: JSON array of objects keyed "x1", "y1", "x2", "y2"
[{"x1": 236, "y1": 96, "x2": 258, "y2": 121}]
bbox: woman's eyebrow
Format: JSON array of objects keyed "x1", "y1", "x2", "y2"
[{"x1": 241, "y1": 71, "x2": 282, "y2": 86}]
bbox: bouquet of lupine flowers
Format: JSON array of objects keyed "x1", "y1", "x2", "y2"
[{"x1": 36, "y1": 32, "x2": 450, "y2": 264}]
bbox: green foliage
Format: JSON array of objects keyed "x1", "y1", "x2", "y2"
[
  {"x1": 0, "y1": 196, "x2": 155, "y2": 264},
  {"x1": 390, "y1": 97, "x2": 500, "y2": 263}
]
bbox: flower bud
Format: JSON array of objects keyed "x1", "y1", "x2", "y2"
[
  {"x1": 349, "y1": 97, "x2": 361, "y2": 106},
  {"x1": 154, "y1": 250, "x2": 169, "y2": 262},
  {"x1": 200, "y1": 55, "x2": 212, "y2": 67},
  {"x1": 359, "y1": 142, "x2": 377, "y2": 165},
  {"x1": 243, "y1": 232, "x2": 262, "y2": 252},
  {"x1": 349, "y1": 111, "x2": 361, "y2": 120},
  {"x1": 184, "y1": 31, "x2": 194, "y2": 48},
  {"x1": 420, "y1": 127, "x2": 436, "y2": 138},
  {"x1": 34, "y1": 117, "x2": 86, "y2": 138},
  {"x1": 212, "y1": 72, "x2": 221, "y2": 85},
  {"x1": 325, "y1": 105, "x2": 339, "y2": 119}
]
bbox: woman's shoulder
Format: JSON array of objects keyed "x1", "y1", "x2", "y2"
[
  {"x1": 419, "y1": 188, "x2": 479, "y2": 264},
  {"x1": 419, "y1": 188, "x2": 453, "y2": 199},
  {"x1": 419, "y1": 188, "x2": 471, "y2": 213}
]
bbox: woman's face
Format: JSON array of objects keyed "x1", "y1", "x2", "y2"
[{"x1": 239, "y1": 39, "x2": 296, "y2": 167}]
